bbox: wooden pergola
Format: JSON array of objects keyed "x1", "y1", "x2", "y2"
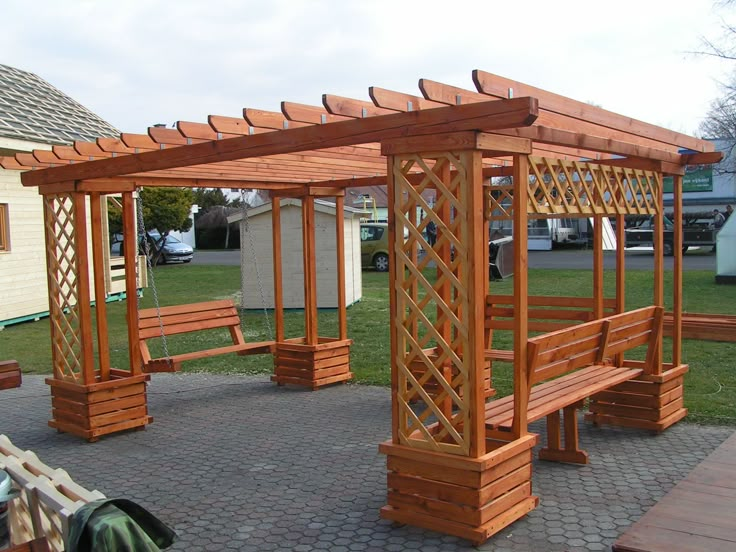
[{"x1": 2, "y1": 70, "x2": 720, "y2": 544}]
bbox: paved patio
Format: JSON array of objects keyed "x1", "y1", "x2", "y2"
[{"x1": 1, "y1": 374, "x2": 732, "y2": 551}]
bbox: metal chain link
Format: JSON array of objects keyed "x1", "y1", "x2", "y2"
[
  {"x1": 240, "y1": 189, "x2": 273, "y2": 340},
  {"x1": 136, "y1": 192, "x2": 172, "y2": 368}
]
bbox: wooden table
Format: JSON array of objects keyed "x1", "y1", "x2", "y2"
[{"x1": 613, "y1": 431, "x2": 736, "y2": 551}]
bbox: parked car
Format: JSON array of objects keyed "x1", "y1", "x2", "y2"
[
  {"x1": 360, "y1": 223, "x2": 390, "y2": 271},
  {"x1": 110, "y1": 231, "x2": 194, "y2": 264},
  {"x1": 624, "y1": 213, "x2": 716, "y2": 256}
]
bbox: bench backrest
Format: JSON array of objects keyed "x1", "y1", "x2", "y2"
[
  {"x1": 526, "y1": 306, "x2": 662, "y2": 387},
  {"x1": 486, "y1": 294, "x2": 617, "y2": 333},
  {"x1": 138, "y1": 299, "x2": 240, "y2": 340}
]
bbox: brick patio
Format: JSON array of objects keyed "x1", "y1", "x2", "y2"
[{"x1": 1, "y1": 374, "x2": 731, "y2": 551}]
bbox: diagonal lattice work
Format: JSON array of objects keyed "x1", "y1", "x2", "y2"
[
  {"x1": 43, "y1": 194, "x2": 83, "y2": 382},
  {"x1": 392, "y1": 151, "x2": 478, "y2": 456},
  {"x1": 485, "y1": 156, "x2": 662, "y2": 221}
]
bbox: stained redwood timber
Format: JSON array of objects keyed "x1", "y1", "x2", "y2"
[
  {"x1": 21, "y1": 97, "x2": 540, "y2": 187},
  {"x1": 271, "y1": 338, "x2": 353, "y2": 389},
  {"x1": 46, "y1": 374, "x2": 152, "y2": 442},
  {"x1": 472, "y1": 69, "x2": 713, "y2": 152},
  {"x1": 587, "y1": 363, "x2": 688, "y2": 432},
  {"x1": 380, "y1": 435, "x2": 539, "y2": 545}
]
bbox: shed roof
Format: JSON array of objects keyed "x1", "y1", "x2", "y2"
[
  {"x1": 0, "y1": 64, "x2": 118, "y2": 146},
  {"x1": 227, "y1": 199, "x2": 369, "y2": 223}
]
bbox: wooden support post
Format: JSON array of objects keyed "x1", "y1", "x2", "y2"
[
  {"x1": 593, "y1": 215, "x2": 604, "y2": 320},
  {"x1": 468, "y1": 150, "x2": 487, "y2": 458},
  {"x1": 511, "y1": 154, "x2": 529, "y2": 439},
  {"x1": 615, "y1": 214, "x2": 626, "y2": 366},
  {"x1": 672, "y1": 175, "x2": 683, "y2": 366},
  {"x1": 122, "y1": 191, "x2": 141, "y2": 375},
  {"x1": 653, "y1": 178, "x2": 664, "y2": 374},
  {"x1": 335, "y1": 196, "x2": 348, "y2": 341},
  {"x1": 435, "y1": 161, "x2": 453, "y2": 420},
  {"x1": 387, "y1": 155, "x2": 400, "y2": 445},
  {"x1": 271, "y1": 198, "x2": 285, "y2": 342},
  {"x1": 72, "y1": 192, "x2": 96, "y2": 385},
  {"x1": 89, "y1": 193, "x2": 111, "y2": 381},
  {"x1": 302, "y1": 196, "x2": 318, "y2": 345}
]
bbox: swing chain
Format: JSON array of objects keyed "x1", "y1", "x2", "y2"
[
  {"x1": 136, "y1": 191, "x2": 172, "y2": 369},
  {"x1": 240, "y1": 189, "x2": 273, "y2": 340}
]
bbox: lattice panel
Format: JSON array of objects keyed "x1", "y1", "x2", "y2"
[
  {"x1": 392, "y1": 151, "x2": 477, "y2": 456},
  {"x1": 43, "y1": 194, "x2": 83, "y2": 382},
  {"x1": 484, "y1": 177, "x2": 514, "y2": 222},
  {"x1": 527, "y1": 156, "x2": 661, "y2": 217},
  {"x1": 485, "y1": 157, "x2": 662, "y2": 220}
]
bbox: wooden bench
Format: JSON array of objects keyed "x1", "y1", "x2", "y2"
[
  {"x1": 484, "y1": 294, "x2": 617, "y2": 363},
  {"x1": 0, "y1": 360, "x2": 21, "y2": 390},
  {"x1": 139, "y1": 299, "x2": 273, "y2": 372},
  {"x1": 485, "y1": 306, "x2": 663, "y2": 464}
]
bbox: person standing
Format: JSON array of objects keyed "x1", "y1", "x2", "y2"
[
  {"x1": 714, "y1": 209, "x2": 726, "y2": 230},
  {"x1": 725, "y1": 204, "x2": 733, "y2": 222},
  {"x1": 426, "y1": 218, "x2": 437, "y2": 247}
]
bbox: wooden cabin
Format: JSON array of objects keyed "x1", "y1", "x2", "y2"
[
  {"x1": 0, "y1": 63, "x2": 142, "y2": 329},
  {"x1": 0, "y1": 70, "x2": 720, "y2": 545}
]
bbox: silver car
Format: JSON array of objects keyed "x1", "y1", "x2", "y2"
[{"x1": 111, "y1": 232, "x2": 194, "y2": 264}]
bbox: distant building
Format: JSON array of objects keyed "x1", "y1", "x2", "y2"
[{"x1": 0, "y1": 63, "x2": 119, "y2": 328}]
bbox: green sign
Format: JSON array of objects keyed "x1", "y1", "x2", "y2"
[{"x1": 664, "y1": 166, "x2": 713, "y2": 193}]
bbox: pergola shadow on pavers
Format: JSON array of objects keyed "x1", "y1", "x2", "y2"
[
  {"x1": 0, "y1": 375, "x2": 732, "y2": 552},
  {"x1": 0, "y1": 70, "x2": 722, "y2": 543}
]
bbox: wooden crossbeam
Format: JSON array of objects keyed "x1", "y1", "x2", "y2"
[
  {"x1": 281, "y1": 101, "x2": 351, "y2": 124},
  {"x1": 21, "y1": 97, "x2": 539, "y2": 187},
  {"x1": 472, "y1": 70, "x2": 713, "y2": 153},
  {"x1": 419, "y1": 79, "x2": 685, "y2": 163}
]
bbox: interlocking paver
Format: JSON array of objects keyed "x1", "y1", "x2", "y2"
[{"x1": 1, "y1": 374, "x2": 731, "y2": 551}]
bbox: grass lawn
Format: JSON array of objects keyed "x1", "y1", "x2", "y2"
[{"x1": 2, "y1": 264, "x2": 734, "y2": 425}]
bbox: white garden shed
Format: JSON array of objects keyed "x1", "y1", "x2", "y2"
[{"x1": 228, "y1": 199, "x2": 366, "y2": 309}]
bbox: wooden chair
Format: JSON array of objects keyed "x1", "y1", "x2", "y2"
[{"x1": 138, "y1": 299, "x2": 273, "y2": 372}]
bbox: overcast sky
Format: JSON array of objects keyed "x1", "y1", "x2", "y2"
[{"x1": 3, "y1": 0, "x2": 735, "y2": 137}]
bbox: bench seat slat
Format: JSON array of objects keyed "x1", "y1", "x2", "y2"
[
  {"x1": 147, "y1": 341, "x2": 273, "y2": 365},
  {"x1": 485, "y1": 366, "x2": 643, "y2": 430},
  {"x1": 484, "y1": 365, "x2": 616, "y2": 419}
]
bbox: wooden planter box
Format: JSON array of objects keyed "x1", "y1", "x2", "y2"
[
  {"x1": 0, "y1": 360, "x2": 22, "y2": 390},
  {"x1": 272, "y1": 337, "x2": 353, "y2": 390},
  {"x1": 46, "y1": 372, "x2": 152, "y2": 442},
  {"x1": 379, "y1": 434, "x2": 539, "y2": 545},
  {"x1": 586, "y1": 363, "x2": 688, "y2": 432}
]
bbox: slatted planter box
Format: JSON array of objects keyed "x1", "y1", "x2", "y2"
[
  {"x1": 272, "y1": 337, "x2": 353, "y2": 389},
  {"x1": 379, "y1": 435, "x2": 539, "y2": 545},
  {"x1": 46, "y1": 372, "x2": 152, "y2": 442},
  {"x1": 0, "y1": 360, "x2": 22, "y2": 390},
  {"x1": 586, "y1": 363, "x2": 688, "y2": 432}
]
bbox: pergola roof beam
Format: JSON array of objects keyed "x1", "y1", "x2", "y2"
[
  {"x1": 21, "y1": 97, "x2": 539, "y2": 187},
  {"x1": 472, "y1": 70, "x2": 713, "y2": 153},
  {"x1": 368, "y1": 85, "x2": 608, "y2": 161},
  {"x1": 419, "y1": 79, "x2": 691, "y2": 156}
]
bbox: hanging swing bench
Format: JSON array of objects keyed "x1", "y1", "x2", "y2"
[
  {"x1": 138, "y1": 299, "x2": 274, "y2": 373},
  {"x1": 135, "y1": 191, "x2": 274, "y2": 374}
]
